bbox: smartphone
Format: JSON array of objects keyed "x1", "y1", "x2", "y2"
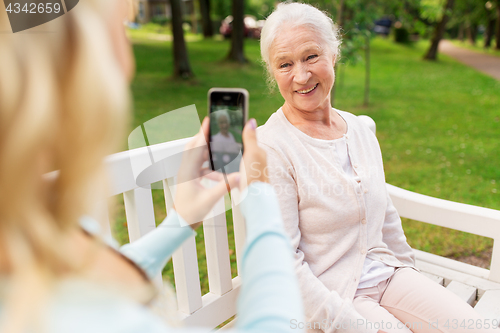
[{"x1": 208, "y1": 88, "x2": 248, "y2": 174}]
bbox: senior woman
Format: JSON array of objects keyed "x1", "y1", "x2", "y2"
[{"x1": 258, "y1": 3, "x2": 496, "y2": 333}]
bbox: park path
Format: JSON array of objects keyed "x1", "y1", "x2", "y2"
[{"x1": 439, "y1": 40, "x2": 500, "y2": 80}]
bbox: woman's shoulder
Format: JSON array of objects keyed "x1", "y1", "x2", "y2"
[
  {"x1": 336, "y1": 109, "x2": 377, "y2": 141},
  {"x1": 256, "y1": 109, "x2": 290, "y2": 150}
]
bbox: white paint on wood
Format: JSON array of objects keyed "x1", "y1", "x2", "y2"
[
  {"x1": 123, "y1": 188, "x2": 157, "y2": 242},
  {"x1": 172, "y1": 235, "x2": 203, "y2": 315},
  {"x1": 415, "y1": 260, "x2": 500, "y2": 297},
  {"x1": 474, "y1": 290, "x2": 500, "y2": 327},
  {"x1": 230, "y1": 188, "x2": 246, "y2": 275},
  {"x1": 179, "y1": 277, "x2": 241, "y2": 329},
  {"x1": 446, "y1": 280, "x2": 477, "y2": 305},
  {"x1": 123, "y1": 187, "x2": 163, "y2": 288},
  {"x1": 203, "y1": 195, "x2": 233, "y2": 296},
  {"x1": 421, "y1": 271, "x2": 444, "y2": 286},
  {"x1": 490, "y1": 242, "x2": 500, "y2": 283},
  {"x1": 106, "y1": 138, "x2": 191, "y2": 196},
  {"x1": 414, "y1": 249, "x2": 490, "y2": 280}
]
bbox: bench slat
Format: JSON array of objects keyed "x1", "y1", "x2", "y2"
[
  {"x1": 414, "y1": 249, "x2": 490, "y2": 280},
  {"x1": 204, "y1": 195, "x2": 233, "y2": 296},
  {"x1": 172, "y1": 235, "x2": 203, "y2": 315},
  {"x1": 123, "y1": 187, "x2": 163, "y2": 288},
  {"x1": 163, "y1": 178, "x2": 203, "y2": 315},
  {"x1": 180, "y1": 277, "x2": 241, "y2": 329},
  {"x1": 474, "y1": 290, "x2": 500, "y2": 327},
  {"x1": 421, "y1": 271, "x2": 444, "y2": 286},
  {"x1": 230, "y1": 188, "x2": 247, "y2": 275},
  {"x1": 446, "y1": 281, "x2": 477, "y2": 305}
]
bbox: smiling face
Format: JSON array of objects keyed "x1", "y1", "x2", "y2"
[
  {"x1": 218, "y1": 115, "x2": 230, "y2": 135},
  {"x1": 270, "y1": 25, "x2": 335, "y2": 116}
]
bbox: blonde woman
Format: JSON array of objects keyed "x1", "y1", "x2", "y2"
[{"x1": 0, "y1": 1, "x2": 303, "y2": 332}]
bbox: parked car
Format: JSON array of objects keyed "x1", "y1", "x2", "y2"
[
  {"x1": 220, "y1": 15, "x2": 264, "y2": 39},
  {"x1": 373, "y1": 18, "x2": 392, "y2": 36}
]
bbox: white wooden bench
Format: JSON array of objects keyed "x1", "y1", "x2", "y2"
[{"x1": 103, "y1": 115, "x2": 500, "y2": 330}]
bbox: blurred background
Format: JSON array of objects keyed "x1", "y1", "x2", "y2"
[{"x1": 112, "y1": 0, "x2": 500, "y2": 294}]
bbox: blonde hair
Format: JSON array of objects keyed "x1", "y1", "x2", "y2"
[{"x1": 0, "y1": 1, "x2": 129, "y2": 331}]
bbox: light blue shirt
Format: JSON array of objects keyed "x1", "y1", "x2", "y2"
[{"x1": 0, "y1": 182, "x2": 304, "y2": 333}]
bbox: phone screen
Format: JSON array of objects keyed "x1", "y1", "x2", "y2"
[{"x1": 209, "y1": 90, "x2": 246, "y2": 174}]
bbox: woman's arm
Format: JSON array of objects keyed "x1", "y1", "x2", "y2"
[
  {"x1": 261, "y1": 146, "x2": 377, "y2": 333},
  {"x1": 381, "y1": 193, "x2": 415, "y2": 267},
  {"x1": 119, "y1": 211, "x2": 196, "y2": 279},
  {"x1": 233, "y1": 182, "x2": 304, "y2": 333}
]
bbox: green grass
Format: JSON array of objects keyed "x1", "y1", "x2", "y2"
[{"x1": 112, "y1": 31, "x2": 500, "y2": 292}]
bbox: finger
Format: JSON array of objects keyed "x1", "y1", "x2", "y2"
[
  {"x1": 201, "y1": 169, "x2": 225, "y2": 182},
  {"x1": 242, "y1": 118, "x2": 257, "y2": 151},
  {"x1": 225, "y1": 172, "x2": 241, "y2": 191},
  {"x1": 201, "y1": 116, "x2": 210, "y2": 143},
  {"x1": 201, "y1": 178, "x2": 231, "y2": 210}
]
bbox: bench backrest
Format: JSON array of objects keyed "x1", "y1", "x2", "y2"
[{"x1": 105, "y1": 137, "x2": 245, "y2": 330}]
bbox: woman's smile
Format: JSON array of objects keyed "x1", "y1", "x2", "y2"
[{"x1": 296, "y1": 83, "x2": 319, "y2": 95}]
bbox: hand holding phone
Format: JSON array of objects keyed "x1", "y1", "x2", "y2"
[
  {"x1": 238, "y1": 119, "x2": 268, "y2": 190},
  {"x1": 174, "y1": 116, "x2": 268, "y2": 228}
]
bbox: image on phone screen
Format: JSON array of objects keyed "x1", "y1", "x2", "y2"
[{"x1": 209, "y1": 102, "x2": 244, "y2": 174}]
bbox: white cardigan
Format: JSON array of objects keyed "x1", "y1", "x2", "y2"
[{"x1": 257, "y1": 108, "x2": 415, "y2": 333}]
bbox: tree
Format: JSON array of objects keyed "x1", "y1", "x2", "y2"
[
  {"x1": 484, "y1": 1, "x2": 496, "y2": 48},
  {"x1": 227, "y1": 0, "x2": 247, "y2": 62},
  {"x1": 199, "y1": 0, "x2": 213, "y2": 38},
  {"x1": 496, "y1": 0, "x2": 500, "y2": 50},
  {"x1": 170, "y1": 0, "x2": 195, "y2": 78},
  {"x1": 424, "y1": 0, "x2": 455, "y2": 60}
]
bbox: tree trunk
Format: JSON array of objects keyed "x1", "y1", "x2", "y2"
[
  {"x1": 424, "y1": 0, "x2": 455, "y2": 60},
  {"x1": 331, "y1": 0, "x2": 344, "y2": 107},
  {"x1": 363, "y1": 33, "x2": 370, "y2": 107},
  {"x1": 191, "y1": 0, "x2": 198, "y2": 34},
  {"x1": 485, "y1": 18, "x2": 495, "y2": 48},
  {"x1": 466, "y1": 23, "x2": 478, "y2": 46},
  {"x1": 457, "y1": 23, "x2": 464, "y2": 41},
  {"x1": 199, "y1": 0, "x2": 213, "y2": 38},
  {"x1": 171, "y1": 0, "x2": 195, "y2": 78},
  {"x1": 496, "y1": 0, "x2": 500, "y2": 50},
  {"x1": 227, "y1": 0, "x2": 246, "y2": 63}
]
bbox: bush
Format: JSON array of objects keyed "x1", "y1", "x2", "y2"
[
  {"x1": 394, "y1": 27, "x2": 410, "y2": 44},
  {"x1": 151, "y1": 16, "x2": 170, "y2": 26}
]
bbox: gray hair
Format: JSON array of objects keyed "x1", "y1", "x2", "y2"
[
  {"x1": 260, "y1": 2, "x2": 341, "y2": 83},
  {"x1": 214, "y1": 109, "x2": 231, "y2": 124}
]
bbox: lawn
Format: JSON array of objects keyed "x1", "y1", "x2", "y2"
[{"x1": 112, "y1": 30, "x2": 500, "y2": 292}]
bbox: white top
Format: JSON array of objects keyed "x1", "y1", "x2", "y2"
[
  {"x1": 258, "y1": 108, "x2": 415, "y2": 333},
  {"x1": 332, "y1": 136, "x2": 395, "y2": 290},
  {"x1": 211, "y1": 132, "x2": 241, "y2": 154}
]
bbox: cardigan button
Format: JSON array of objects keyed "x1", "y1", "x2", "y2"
[
  {"x1": 361, "y1": 248, "x2": 367, "y2": 255},
  {"x1": 361, "y1": 218, "x2": 367, "y2": 224}
]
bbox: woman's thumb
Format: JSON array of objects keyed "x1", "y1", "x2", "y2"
[{"x1": 242, "y1": 119, "x2": 257, "y2": 149}]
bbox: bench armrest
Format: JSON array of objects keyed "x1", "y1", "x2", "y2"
[{"x1": 387, "y1": 183, "x2": 500, "y2": 283}]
